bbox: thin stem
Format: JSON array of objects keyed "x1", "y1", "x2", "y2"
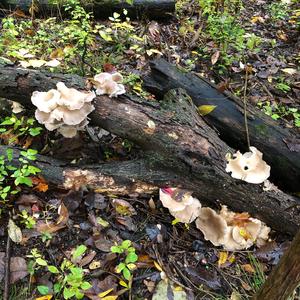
[{"x1": 243, "y1": 66, "x2": 251, "y2": 149}]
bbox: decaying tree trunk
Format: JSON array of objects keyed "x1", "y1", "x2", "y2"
[
  {"x1": 254, "y1": 228, "x2": 300, "y2": 300},
  {"x1": 143, "y1": 59, "x2": 300, "y2": 192},
  {"x1": 0, "y1": 66, "x2": 299, "y2": 235},
  {"x1": 1, "y1": 0, "x2": 175, "y2": 20}
]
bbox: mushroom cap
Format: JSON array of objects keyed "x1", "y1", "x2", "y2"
[
  {"x1": 51, "y1": 103, "x2": 94, "y2": 125},
  {"x1": 94, "y1": 72, "x2": 125, "y2": 97},
  {"x1": 170, "y1": 198, "x2": 202, "y2": 223},
  {"x1": 219, "y1": 205, "x2": 236, "y2": 223},
  {"x1": 31, "y1": 89, "x2": 60, "y2": 113},
  {"x1": 56, "y1": 82, "x2": 96, "y2": 110},
  {"x1": 94, "y1": 72, "x2": 113, "y2": 85},
  {"x1": 195, "y1": 207, "x2": 228, "y2": 246},
  {"x1": 58, "y1": 126, "x2": 78, "y2": 138},
  {"x1": 225, "y1": 146, "x2": 270, "y2": 184},
  {"x1": 159, "y1": 188, "x2": 194, "y2": 212}
]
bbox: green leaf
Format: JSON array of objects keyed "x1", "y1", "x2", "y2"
[
  {"x1": 125, "y1": 252, "x2": 138, "y2": 264},
  {"x1": 48, "y1": 265, "x2": 59, "y2": 273},
  {"x1": 198, "y1": 105, "x2": 217, "y2": 116},
  {"x1": 36, "y1": 258, "x2": 48, "y2": 266},
  {"x1": 110, "y1": 246, "x2": 123, "y2": 254},
  {"x1": 80, "y1": 281, "x2": 92, "y2": 290},
  {"x1": 6, "y1": 149, "x2": 13, "y2": 161},
  {"x1": 63, "y1": 287, "x2": 76, "y2": 299},
  {"x1": 72, "y1": 245, "x2": 87, "y2": 260},
  {"x1": 121, "y1": 240, "x2": 131, "y2": 249},
  {"x1": 115, "y1": 262, "x2": 126, "y2": 273},
  {"x1": 14, "y1": 176, "x2": 32, "y2": 186},
  {"x1": 122, "y1": 267, "x2": 131, "y2": 280},
  {"x1": 37, "y1": 285, "x2": 49, "y2": 295},
  {"x1": 54, "y1": 283, "x2": 62, "y2": 293}
]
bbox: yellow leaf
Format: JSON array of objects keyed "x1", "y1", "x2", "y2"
[
  {"x1": 98, "y1": 288, "x2": 114, "y2": 298},
  {"x1": 101, "y1": 296, "x2": 118, "y2": 300},
  {"x1": 198, "y1": 105, "x2": 217, "y2": 116},
  {"x1": 35, "y1": 296, "x2": 53, "y2": 300},
  {"x1": 153, "y1": 261, "x2": 163, "y2": 272},
  {"x1": 119, "y1": 280, "x2": 128, "y2": 288},
  {"x1": 281, "y1": 68, "x2": 297, "y2": 75},
  {"x1": 218, "y1": 251, "x2": 228, "y2": 267}
]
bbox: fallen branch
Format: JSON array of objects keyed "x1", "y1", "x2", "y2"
[
  {"x1": 1, "y1": 0, "x2": 175, "y2": 20},
  {"x1": 0, "y1": 66, "x2": 299, "y2": 234},
  {"x1": 3, "y1": 234, "x2": 11, "y2": 300},
  {"x1": 143, "y1": 58, "x2": 300, "y2": 192}
]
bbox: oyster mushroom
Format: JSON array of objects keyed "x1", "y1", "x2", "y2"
[
  {"x1": 31, "y1": 82, "x2": 96, "y2": 138},
  {"x1": 225, "y1": 146, "x2": 270, "y2": 184},
  {"x1": 31, "y1": 89, "x2": 60, "y2": 112},
  {"x1": 159, "y1": 188, "x2": 201, "y2": 223},
  {"x1": 93, "y1": 72, "x2": 126, "y2": 97},
  {"x1": 195, "y1": 207, "x2": 228, "y2": 246}
]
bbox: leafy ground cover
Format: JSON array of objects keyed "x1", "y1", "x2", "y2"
[{"x1": 0, "y1": 0, "x2": 299, "y2": 299}]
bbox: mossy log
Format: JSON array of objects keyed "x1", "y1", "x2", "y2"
[
  {"x1": 143, "y1": 58, "x2": 300, "y2": 192},
  {"x1": 0, "y1": 66, "x2": 299, "y2": 235},
  {"x1": 1, "y1": 0, "x2": 175, "y2": 20}
]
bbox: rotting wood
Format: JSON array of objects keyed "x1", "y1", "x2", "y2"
[
  {"x1": 143, "y1": 58, "x2": 300, "y2": 192},
  {"x1": 0, "y1": 0, "x2": 175, "y2": 20},
  {"x1": 254, "y1": 228, "x2": 300, "y2": 300},
  {"x1": 0, "y1": 67, "x2": 299, "y2": 234}
]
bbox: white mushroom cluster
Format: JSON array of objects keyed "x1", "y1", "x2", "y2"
[
  {"x1": 225, "y1": 147, "x2": 270, "y2": 184},
  {"x1": 159, "y1": 188, "x2": 201, "y2": 223},
  {"x1": 93, "y1": 72, "x2": 126, "y2": 97},
  {"x1": 159, "y1": 188, "x2": 270, "y2": 251},
  {"x1": 196, "y1": 206, "x2": 270, "y2": 251},
  {"x1": 31, "y1": 82, "x2": 96, "y2": 138}
]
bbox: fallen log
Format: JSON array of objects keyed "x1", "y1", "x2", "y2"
[
  {"x1": 254, "y1": 228, "x2": 300, "y2": 300},
  {"x1": 0, "y1": 66, "x2": 299, "y2": 235},
  {"x1": 143, "y1": 58, "x2": 300, "y2": 192},
  {"x1": 1, "y1": 0, "x2": 175, "y2": 20}
]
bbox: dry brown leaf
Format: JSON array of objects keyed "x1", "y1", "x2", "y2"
[
  {"x1": 211, "y1": 51, "x2": 220, "y2": 65},
  {"x1": 36, "y1": 202, "x2": 69, "y2": 233},
  {"x1": 241, "y1": 264, "x2": 256, "y2": 273},
  {"x1": 10, "y1": 257, "x2": 28, "y2": 284}
]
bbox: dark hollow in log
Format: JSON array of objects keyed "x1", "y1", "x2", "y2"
[
  {"x1": 0, "y1": 66, "x2": 299, "y2": 235},
  {"x1": 1, "y1": 0, "x2": 175, "y2": 20},
  {"x1": 254, "y1": 228, "x2": 300, "y2": 300},
  {"x1": 143, "y1": 58, "x2": 300, "y2": 192}
]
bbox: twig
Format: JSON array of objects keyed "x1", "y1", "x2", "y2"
[
  {"x1": 243, "y1": 66, "x2": 251, "y2": 149},
  {"x1": 3, "y1": 234, "x2": 11, "y2": 300}
]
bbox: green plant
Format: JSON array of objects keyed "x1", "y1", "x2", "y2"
[
  {"x1": 111, "y1": 240, "x2": 138, "y2": 281},
  {"x1": 41, "y1": 232, "x2": 53, "y2": 243},
  {"x1": 19, "y1": 210, "x2": 36, "y2": 229},
  {"x1": 28, "y1": 245, "x2": 92, "y2": 299},
  {"x1": 0, "y1": 115, "x2": 42, "y2": 144},
  {"x1": 276, "y1": 78, "x2": 291, "y2": 93},
  {"x1": 268, "y1": 2, "x2": 290, "y2": 20},
  {"x1": 257, "y1": 101, "x2": 300, "y2": 127},
  {"x1": 0, "y1": 148, "x2": 40, "y2": 204}
]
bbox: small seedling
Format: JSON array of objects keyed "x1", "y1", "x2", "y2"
[
  {"x1": 111, "y1": 240, "x2": 138, "y2": 281},
  {"x1": 19, "y1": 210, "x2": 36, "y2": 229}
]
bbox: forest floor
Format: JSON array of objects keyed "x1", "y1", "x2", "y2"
[{"x1": 0, "y1": 0, "x2": 299, "y2": 299}]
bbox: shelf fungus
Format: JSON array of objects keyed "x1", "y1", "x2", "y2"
[
  {"x1": 196, "y1": 205, "x2": 270, "y2": 251},
  {"x1": 31, "y1": 82, "x2": 95, "y2": 138},
  {"x1": 225, "y1": 146, "x2": 271, "y2": 184},
  {"x1": 159, "y1": 188, "x2": 201, "y2": 223},
  {"x1": 93, "y1": 72, "x2": 126, "y2": 97}
]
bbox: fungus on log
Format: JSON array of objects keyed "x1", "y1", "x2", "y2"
[
  {"x1": 0, "y1": 66, "x2": 299, "y2": 235},
  {"x1": 0, "y1": 0, "x2": 175, "y2": 20},
  {"x1": 143, "y1": 58, "x2": 300, "y2": 192}
]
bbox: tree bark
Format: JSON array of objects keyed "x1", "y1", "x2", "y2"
[
  {"x1": 254, "y1": 228, "x2": 300, "y2": 300},
  {"x1": 0, "y1": 66, "x2": 299, "y2": 235},
  {"x1": 1, "y1": 0, "x2": 175, "y2": 20},
  {"x1": 143, "y1": 58, "x2": 300, "y2": 192}
]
